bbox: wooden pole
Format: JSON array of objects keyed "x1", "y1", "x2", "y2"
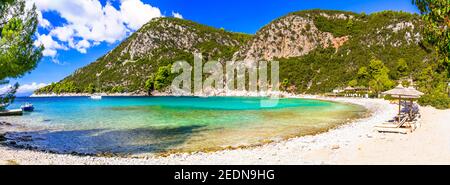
[
  {"x1": 398, "y1": 95, "x2": 401, "y2": 123},
  {"x1": 410, "y1": 99, "x2": 413, "y2": 120}
]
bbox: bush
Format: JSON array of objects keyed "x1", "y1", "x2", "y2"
[
  {"x1": 154, "y1": 65, "x2": 173, "y2": 91},
  {"x1": 84, "y1": 84, "x2": 95, "y2": 94},
  {"x1": 111, "y1": 86, "x2": 125, "y2": 93},
  {"x1": 145, "y1": 75, "x2": 155, "y2": 94}
]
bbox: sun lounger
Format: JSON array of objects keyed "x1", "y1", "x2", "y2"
[
  {"x1": 0, "y1": 103, "x2": 8, "y2": 111},
  {"x1": 400, "y1": 103, "x2": 421, "y2": 120},
  {"x1": 0, "y1": 109, "x2": 23, "y2": 116},
  {"x1": 374, "y1": 127, "x2": 412, "y2": 134},
  {"x1": 374, "y1": 115, "x2": 412, "y2": 133},
  {"x1": 376, "y1": 115, "x2": 408, "y2": 128}
]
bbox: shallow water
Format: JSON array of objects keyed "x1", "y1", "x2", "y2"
[{"x1": 1, "y1": 96, "x2": 367, "y2": 155}]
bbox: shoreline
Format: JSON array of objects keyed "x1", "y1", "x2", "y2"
[{"x1": 1, "y1": 96, "x2": 449, "y2": 164}]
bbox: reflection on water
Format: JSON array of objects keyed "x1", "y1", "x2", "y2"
[{"x1": 1, "y1": 96, "x2": 367, "y2": 155}]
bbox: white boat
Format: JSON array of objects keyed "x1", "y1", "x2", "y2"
[
  {"x1": 21, "y1": 103, "x2": 34, "y2": 112},
  {"x1": 90, "y1": 95, "x2": 102, "y2": 100}
]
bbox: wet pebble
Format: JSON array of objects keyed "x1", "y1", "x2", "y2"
[
  {"x1": 0, "y1": 134, "x2": 6, "y2": 141},
  {"x1": 0, "y1": 121, "x2": 12, "y2": 126}
]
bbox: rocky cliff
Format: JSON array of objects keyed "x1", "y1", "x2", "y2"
[{"x1": 36, "y1": 10, "x2": 434, "y2": 95}]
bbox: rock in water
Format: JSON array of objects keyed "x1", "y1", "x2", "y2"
[{"x1": 0, "y1": 134, "x2": 6, "y2": 142}]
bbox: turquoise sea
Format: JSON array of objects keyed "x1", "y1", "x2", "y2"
[{"x1": 2, "y1": 96, "x2": 367, "y2": 155}]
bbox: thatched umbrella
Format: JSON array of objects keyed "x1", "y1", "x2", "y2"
[{"x1": 382, "y1": 85, "x2": 424, "y2": 122}]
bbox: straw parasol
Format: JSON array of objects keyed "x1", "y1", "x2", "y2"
[
  {"x1": 405, "y1": 86, "x2": 424, "y2": 96},
  {"x1": 382, "y1": 85, "x2": 424, "y2": 97},
  {"x1": 382, "y1": 84, "x2": 424, "y2": 122}
]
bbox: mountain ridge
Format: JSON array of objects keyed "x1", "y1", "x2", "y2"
[{"x1": 35, "y1": 9, "x2": 435, "y2": 96}]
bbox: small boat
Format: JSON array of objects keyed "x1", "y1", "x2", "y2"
[
  {"x1": 0, "y1": 109, "x2": 23, "y2": 116},
  {"x1": 21, "y1": 103, "x2": 34, "y2": 112},
  {"x1": 90, "y1": 94, "x2": 102, "y2": 100},
  {"x1": 0, "y1": 103, "x2": 8, "y2": 111}
]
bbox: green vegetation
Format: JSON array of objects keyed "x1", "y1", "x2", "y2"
[
  {"x1": 153, "y1": 65, "x2": 174, "y2": 91},
  {"x1": 277, "y1": 32, "x2": 431, "y2": 95},
  {"x1": 35, "y1": 82, "x2": 81, "y2": 94},
  {"x1": 416, "y1": 63, "x2": 450, "y2": 109},
  {"x1": 85, "y1": 84, "x2": 96, "y2": 94},
  {"x1": 35, "y1": 9, "x2": 448, "y2": 109},
  {"x1": 111, "y1": 86, "x2": 125, "y2": 93},
  {"x1": 367, "y1": 59, "x2": 395, "y2": 94},
  {"x1": 277, "y1": 10, "x2": 448, "y2": 108},
  {"x1": 346, "y1": 59, "x2": 396, "y2": 95},
  {"x1": 392, "y1": 58, "x2": 409, "y2": 80},
  {"x1": 414, "y1": 0, "x2": 449, "y2": 70},
  {"x1": 348, "y1": 79, "x2": 358, "y2": 87},
  {"x1": 311, "y1": 12, "x2": 360, "y2": 37},
  {"x1": 36, "y1": 17, "x2": 251, "y2": 95},
  {"x1": 281, "y1": 78, "x2": 290, "y2": 91},
  {"x1": 0, "y1": 0, "x2": 42, "y2": 105}
]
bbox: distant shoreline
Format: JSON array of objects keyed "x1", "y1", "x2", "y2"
[
  {"x1": 2, "y1": 96, "x2": 449, "y2": 164},
  {"x1": 0, "y1": 97, "x2": 397, "y2": 164},
  {"x1": 30, "y1": 91, "x2": 290, "y2": 98}
]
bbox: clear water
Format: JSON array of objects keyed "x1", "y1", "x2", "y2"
[{"x1": 2, "y1": 96, "x2": 366, "y2": 155}]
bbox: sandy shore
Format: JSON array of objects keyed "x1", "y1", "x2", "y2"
[
  {"x1": 1, "y1": 97, "x2": 449, "y2": 165},
  {"x1": 30, "y1": 92, "x2": 147, "y2": 97}
]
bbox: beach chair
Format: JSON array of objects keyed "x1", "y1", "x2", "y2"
[
  {"x1": 377, "y1": 115, "x2": 408, "y2": 128},
  {"x1": 0, "y1": 103, "x2": 8, "y2": 111}
]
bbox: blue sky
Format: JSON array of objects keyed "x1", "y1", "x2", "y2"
[{"x1": 5, "y1": 0, "x2": 420, "y2": 96}]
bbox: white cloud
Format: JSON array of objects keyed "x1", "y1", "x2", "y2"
[
  {"x1": 0, "y1": 83, "x2": 47, "y2": 95},
  {"x1": 26, "y1": 1, "x2": 51, "y2": 28},
  {"x1": 172, "y1": 11, "x2": 183, "y2": 19},
  {"x1": 33, "y1": 33, "x2": 68, "y2": 57},
  {"x1": 74, "y1": 39, "x2": 91, "y2": 54},
  {"x1": 29, "y1": 0, "x2": 163, "y2": 58},
  {"x1": 50, "y1": 26, "x2": 74, "y2": 42},
  {"x1": 17, "y1": 82, "x2": 48, "y2": 94}
]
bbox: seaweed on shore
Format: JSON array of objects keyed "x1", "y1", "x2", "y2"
[{"x1": 0, "y1": 121, "x2": 12, "y2": 126}]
